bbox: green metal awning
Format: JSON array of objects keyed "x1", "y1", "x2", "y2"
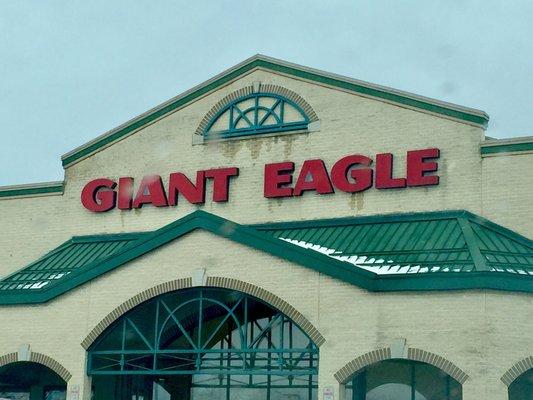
[
  {"x1": 0, "y1": 233, "x2": 147, "y2": 293},
  {"x1": 252, "y1": 211, "x2": 533, "y2": 276},
  {"x1": 0, "y1": 210, "x2": 531, "y2": 304}
]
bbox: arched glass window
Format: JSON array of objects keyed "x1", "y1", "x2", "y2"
[
  {"x1": 509, "y1": 368, "x2": 532, "y2": 400},
  {"x1": 203, "y1": 93, "x2": 310, "y2": 140},
  {"x1": 88, "y1": 288, "x2": 318, "y2": 400},
  {"x1": 344, "y1": 359, "x2": 462, "y2": 400},
  {"x1": 0, "y1": 362, "x2": 67, "y2": 399}
]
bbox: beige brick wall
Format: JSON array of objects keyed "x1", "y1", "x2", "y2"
[
  {"x1": 482, "y1": 152, "x2": 533, "y2": 238},
  {"x1": 0, "y1": 69, "x2": 489, "y2": 277},
  {"x1": 0, "y1": 69, "x2": 531, "y2": 399},
  {"x1": 0, "y1": 231, "x2": 529, "y2": 399}
]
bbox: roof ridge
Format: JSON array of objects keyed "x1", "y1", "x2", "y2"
[
  {"x1": 462, "y1": 211, "x2": 533, "y2": 245},
  {"x1": 59, "y1": 55, "x2": 489, "y2": 168},
  {"x1": 457, "y1": 216, "x2": 490, "y2": 272},
  {"x1": 70, "y1": 231, "x2": 151, "y2": 243}
]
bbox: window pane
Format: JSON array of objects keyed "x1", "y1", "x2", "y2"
[
  {"x1": 509, "y1": 369, "x2": 533, "y2": 400},
  {"x1": 90, "y1": 289, "x2": 318, "y2": 400},
  {"x1": 345, "y1": 360, "x2": 462, "y2": 400},
  {"x1": 0, "y1": 394, "x2": 30, "y2": 400},
  {"x1": 414, "y1": 362, "x2": 447, "y2": 399},
  {"x1": 365, "y1": 360, "x2": 411, "y2": 399},
  {"x1": 44, "y1": 390, "x2": 67, "y2": 400},
  {"x1": 367, "y1": 383, "x2": 417, "y2": 400}
]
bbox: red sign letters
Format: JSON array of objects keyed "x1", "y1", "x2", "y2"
[{"x1": 81, "y1": 148, "x2": 440, "y2": 212}]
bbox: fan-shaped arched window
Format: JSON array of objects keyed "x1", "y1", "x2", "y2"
[
  {"x1": 344, "y1": 359, "x2": 462, "y2": 400},
  {"x1": 203, "y1": 93, "x2": 311, "y2": 140},
  {"x1": 88, "y1": 288, "x2": 318, "y2": 400}
]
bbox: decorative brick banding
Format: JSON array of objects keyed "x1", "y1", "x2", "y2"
[
  {"x1": 81, "y1": 278, "x2": 192, "y2": 349},
  {"x1": 205, "y1": 276, "x2": 325, "y2": 346},
  {"x1": 30, "y1": 352, "x2": 72, "y2": 382},
  {"x1": 0, "y1": 352, "x2": 17, "y2": 368},
  {"x1": 501, "y1": 356, "x2": 533, "y2": 386},
  {"x1": 82, "y1": 276, "x2": 325, "y2": 349},
  {"x1": 407, "y1": 348, "x2": 468, "y2": 384},
  {"x1": 194, "y1": 83, "x2": 319, "y2": 136},
  {"x1": 335, "y1": 347, "x2": 469, "y2": 385},
  {"x1": 0, "y1": 352, "x2": 71, "y2": 382},
  {"x1": 334, "y1": 348, "x2": 391, "y2": 383}
]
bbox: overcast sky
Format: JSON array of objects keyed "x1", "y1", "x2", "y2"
[{"x1": 0, "y1": 1, "x2": 531, "y2": 185}]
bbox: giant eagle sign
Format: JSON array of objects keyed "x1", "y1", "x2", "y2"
[{"x1": 81, "y1": 148, "x2": 440, "y2": 212}]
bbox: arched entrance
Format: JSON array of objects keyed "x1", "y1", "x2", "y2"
[
  {"x1": 343, "y1": 359, "x2": 462, "y2": 400},
  {"x1": 88, "y1": 287, "x2": 319, "y2": 399},
  {"x1": 0, "y1": 362, "x2": 67, "y2": 400}
]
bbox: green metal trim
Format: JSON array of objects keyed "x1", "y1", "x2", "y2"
[
  {"x1": 0, "y1": 183, "x2": 64, "y2": 198},
  {"x1": 0, "y1": 210, "x2": 532, "y2": 306},
  {"x1": 481, "y1": 141, "x2": 533, "y2": 155},
  {"x1": 61, "y1": 60, "x2": 266, "y2": 167},
  {"x1": 70, "y1": 232, "x2": 150, "y2": 243},
  {"x1": 87, "y1": 288, "x2": 318, "y2": 382},
  {"x1": 204, "y1": 92, "x2": 310, "y2": 139},
  {"x1": 374, "y1": 270, "x2": 531, "y2": 292},
  {"x1": 0, "y1": 232, "x2": 146, "y2": 295},
  {"x1": 61, "y1": 56, "x2": 489, "y2": 167},
  {"x1": 254, "y1": 59, "x2": 488, "y2": 127},
  {"x1": 456, "y1": 217, "x2": 490, "y2": 271},
  {"x1": 462, "y1": 211, "x2": 533, "y2": 246},
  {"x1": 0, "y1": 211, "x2": 374, "y2": 304}
]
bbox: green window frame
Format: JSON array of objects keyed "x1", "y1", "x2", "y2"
[
  {"x1": 88, "y1": 288, "x2": 318, "y2": 400},
  {"x1": 203, "y1": 93, "x2": 310, "y2": 140}
]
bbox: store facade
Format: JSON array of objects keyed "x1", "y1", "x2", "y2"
[{"x1": 0, "y1": 55, "x2": 531, "y2": 400}]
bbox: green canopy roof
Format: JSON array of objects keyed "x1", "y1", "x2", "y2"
[
  {"x1": 252, "y1": 211, "x2": 533, "y2": 276},
  {"x1": 0, "y1": 210, "x2": 531, "y2": 305},
  {"x1": 0, "y1": 233, "x2": 146, "y2": 293}
]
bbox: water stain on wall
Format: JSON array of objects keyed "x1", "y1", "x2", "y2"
[
  {"x1": 245, "y1": 139, "x2": 263, "y2": 160},
  {"x1": 220, "y1": 141, "x2": 244, "y2": 161},
  {"x1": 349, "y1": 192, "x2": 365, "y2": 211},
  {"x1": 281, "y1": 136, "x2": 296, "y2": 158}
]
